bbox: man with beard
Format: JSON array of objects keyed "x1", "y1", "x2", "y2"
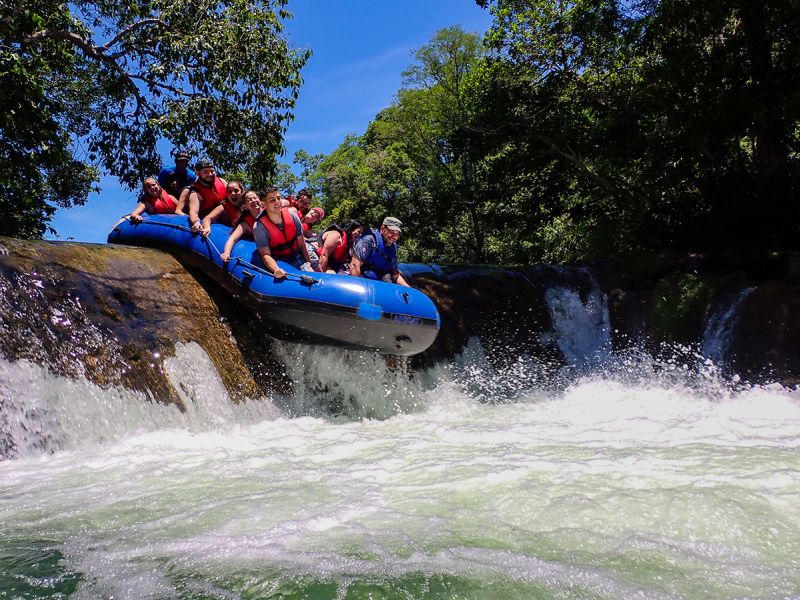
[
  {"x1": 186, "y1": 158, "x2": 227, "y2": 233},
  {"x1": 349, "y1": 217, "x2": 410, "y2": 287}
]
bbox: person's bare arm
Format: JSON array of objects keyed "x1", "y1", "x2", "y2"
[
  {"x1": 174, "y1": 188, "x2": 190, "y2": 215},
  {"x1": 393, "y1": 272, "x2": 411, "y2": 287},
  {"x1": 129, "y1": 202, "x2": 147, "y2": 223},
  {"x1": 257, "y1": 246, "x2": 286, "y2": 279},
  {"x1": 201, "y1": 204, "x2": 225, "y2": 237},
  {"x1": 220, "y1": 224, "x2": 245, "y2": 261},
  {"x1": 318, "y1": 231, "x2": 340, "y2": 273},
  {"x1": 188, "y1": 191, "x2": 202, "y2": 232},
  {"x1": 349, "y1": 255, "x2": 363, "y2": 277}
]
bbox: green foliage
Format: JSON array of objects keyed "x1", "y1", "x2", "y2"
[
  {"x1": 1, "y1": 0, "x2": 308, "y2": 238},
  {"x1": 220, "y1": 168, "x2": 251, "y2": 191},
  {"x1": 653, "y1": 273, "x2": 720, "y2": 344},
  {"x1": 273, "y1": 162, "x2": 301, "y2": 197},
  {"x1": 297, "y1": 27, "x2": 487, "y2": 263},
  {"x1": 476, "y1": 0, "x2": 800, "y2": 258},
  {"x1": 291, "y1": 1, "x2": 800, "y2": 265}
]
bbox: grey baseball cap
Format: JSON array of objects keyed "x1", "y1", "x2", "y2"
[
  {"x1": 382, "y1": 216, "x2": 402, "y2": 232},
  {"x1": 195, "y1": 158, "x2": 214, "y2": 171}
]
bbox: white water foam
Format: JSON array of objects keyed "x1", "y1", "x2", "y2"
[
  {"x1": 0, "y1": 342, "x2": 279, "y2": 456},
  {"x1": 271, "y1": 340, "x2": 430, "y2": 419},
  {"x1": 2, "y1": 373, "x2": 798, "y2": 598},
  {"x1": 543, "y1": 277, "x2": 612, "y2": 367},
  {"x1": 2, "y1": 335, "x2": 800, "y2": 598},
  {"x1": 701, "y1": 287, "x2": 756, "y2": 365}
]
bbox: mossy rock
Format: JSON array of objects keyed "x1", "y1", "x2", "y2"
[{"x1": 653, "y1": 272, "x2": 723, "y2": 344}]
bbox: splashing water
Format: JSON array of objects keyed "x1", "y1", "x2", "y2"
[
  {"x1": 0, "y1": 274, "x2": 796, "y2": 599},
  {"x1": 0, "y1": 343, "x2": 280, "y2": 456},
  {"x1": 543, "y1": 280, "x2": 612, "y2": 368},
  {"x1": 701, "y1": 287, "x2": 756, "y2": 366},
  {"x1": 2, "y1": 337, "x2": 800, "y2": 599},
  {"x1": 271, "y1": 340, "x2": 429, "y2": 419}
]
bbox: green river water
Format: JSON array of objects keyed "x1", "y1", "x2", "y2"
[{"x1": 1, "y1": 340, "x2": 799, "y2": 599}]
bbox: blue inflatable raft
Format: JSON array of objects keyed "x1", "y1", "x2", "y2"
[{"x1": 108, "y1": 214, "x2": 440, "y2": 356}]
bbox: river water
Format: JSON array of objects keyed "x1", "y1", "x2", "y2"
[{"x1": 1, "y1": 333, "x2": 799, "y2": 599}]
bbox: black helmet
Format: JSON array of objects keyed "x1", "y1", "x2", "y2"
[{"x1": 195, "y1": 158, "x2": 214, "y2": 171}]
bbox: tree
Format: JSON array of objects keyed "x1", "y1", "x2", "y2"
[
  {"x1": 400, "y1": 26, "x2": 486, "y2": 260},
  {"x1": 273, "y1": 162, "x2": 301, "y2": 197},
  {"x1": 635, "y1": 0, "x2": 800, "y2": 247},
  {"x1": 292, "y1": 149, "x2": 325, "y2": 196},
  {"x1": 476, "y1": 0, "x2": 800, "y2": 258},
  {"x1": 297, "y1": 27, "x2": 487, "y2": 264},
  {"x1": 0, "y1": 0, "x2": 309, "y2": 238}
]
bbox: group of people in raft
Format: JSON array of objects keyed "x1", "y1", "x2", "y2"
[{"x1": 129, "y1": 151, "x2": 410, "y2": 287}]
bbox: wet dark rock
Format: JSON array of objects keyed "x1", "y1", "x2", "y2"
[
  {"x1": 592, "y1": 253, "x2": 800, "y2": 384},
  {"x1": 0, "y1": 238, "x2": 266, "y2": 407},
  {"x1": 410, "y1": 265, "x2": 559, "y2": 369},
  {"x1": 725, "y1": 282, "x2": 800, "y2": 386}
]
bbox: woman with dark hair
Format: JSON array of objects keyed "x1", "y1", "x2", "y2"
[
  {"x1": 219, "y1": 190, "x2": 262, "y2": 262},
  {"x1": 301, "y1": 206, "x2": 325, "y2": 237},
  {"x1": 316, "y1": 219, "x2": 364, "y2": 274},
  {"x1": 198, "y1": 180, "x2": 245, "y2": 237}
]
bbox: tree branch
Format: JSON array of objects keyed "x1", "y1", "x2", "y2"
[
  {"x1": 19, "y1": 28, "x2": 156, "y2": 118},
  {"x1": 130, "y1": 74, "x2": 194, "y2": 98},
  {"x1": 99, "y1": 18, "x2": 168, "y2": 51}
]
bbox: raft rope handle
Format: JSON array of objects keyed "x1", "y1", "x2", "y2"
[
  {"x1": 121, "y1": 215, "x2": 319, "y2": 285},
  {"x1": 201, "y1": 230, "x2": 319, "y2": 285},
  {"x1": 230, "y1": 256, "x2": 319, "y2": 286}
]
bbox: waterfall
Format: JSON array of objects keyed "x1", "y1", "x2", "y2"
[
  {"x1": 0, "y1": 342, "x2": 280, "y2": 458},
  {"x1": 268, "y1": 340, "x2": 430, "y2": 419},
  {"x1": 701, "y1": 287, "x2": 755, "y2": 366},
  {"x1": 542, "y1": 272, "x2": 612, "y2": 367}
]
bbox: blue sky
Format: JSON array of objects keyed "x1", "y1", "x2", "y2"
[{"x1": 48, "y1": 0, "x2": 492, "y2": 243}]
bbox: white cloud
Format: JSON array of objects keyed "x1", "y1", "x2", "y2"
[{"x1": 309, "y1": 45, "x2": 411, "y2": 85}]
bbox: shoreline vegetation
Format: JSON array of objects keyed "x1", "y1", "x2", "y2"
[{"x1": 2, "y1": 1, "x2": 799, "y2": 266}]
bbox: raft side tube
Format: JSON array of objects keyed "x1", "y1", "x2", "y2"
[{"x1": 107, "y1": 214, "x2": 440, "y2": 355}]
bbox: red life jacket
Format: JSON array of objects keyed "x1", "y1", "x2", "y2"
[
  {"x1": 257, "y1": 208, "x2": 299, "y2": 257},
  {"x1": 315, "y1": 226, "x2": 348, "y2": 264},
  {"x1": 150, "y1": 190, "x2": 177, "y2": 214},
  {"x1": 221, "y1": 200, "x2": 242, "y2": 226},
  {"x1": 192, "y1": 177, "x2": 227, "y2": 217},
  {"x1": 331, "y1": 230, "x2": 349, "y2": 263},
  {"x1": 240, "y1": 213, "x2": 256, "y2": 229}
]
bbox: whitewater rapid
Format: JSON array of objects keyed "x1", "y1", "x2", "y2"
[{"x1": 1, "y1": 341, "x2": 799, "y2": 599}]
